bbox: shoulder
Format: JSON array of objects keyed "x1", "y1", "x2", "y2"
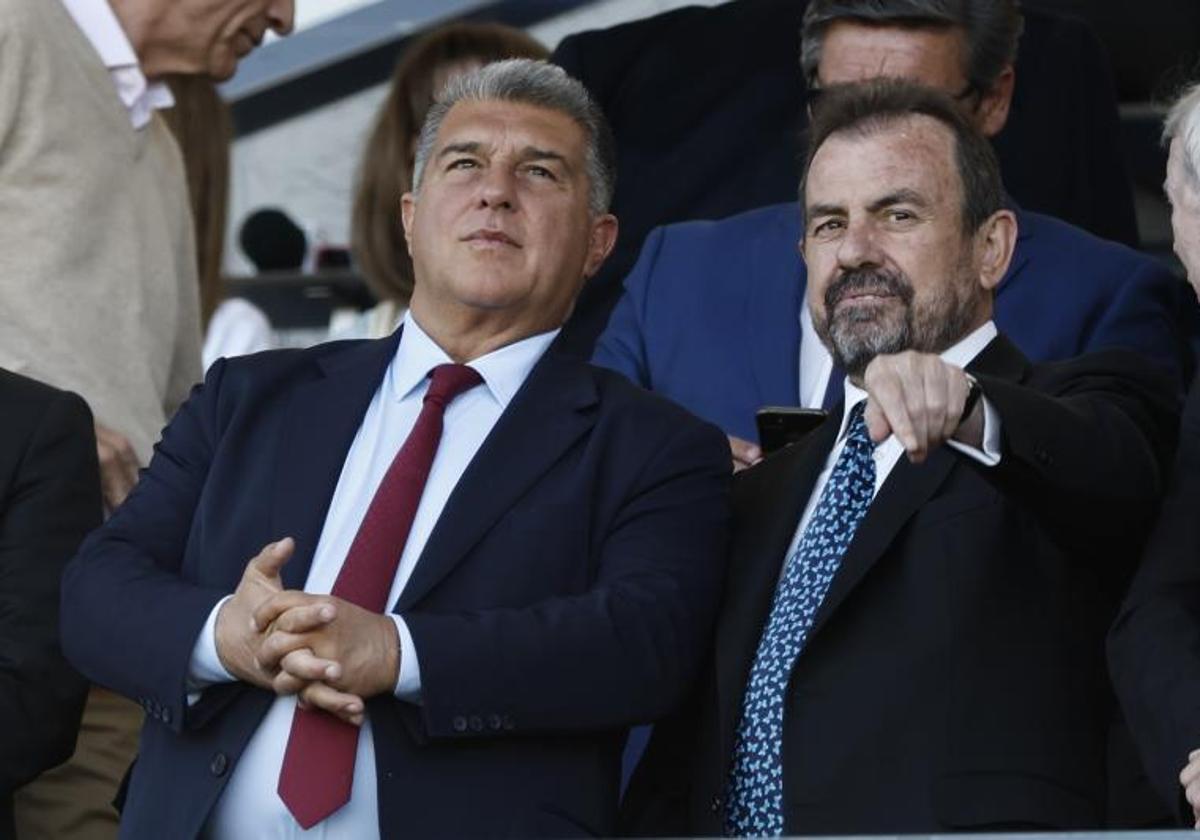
[
  {"x1": 1018, "y1": 211, "x2": 1171, "y2": 282},
  {"x1": 0, "y1": 368, "x2": 92, "y2": 442}
]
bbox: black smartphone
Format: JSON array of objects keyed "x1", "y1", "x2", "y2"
[{"x1": 755, "y1": 407, "x2": 828, "y2": 455}]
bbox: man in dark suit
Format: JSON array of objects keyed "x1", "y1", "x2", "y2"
[
  {"x1": 622, "y1": 80, "x2": 1178, "y2": 836},
  {"x1": 0, "y1": 370, "x2": 100, "y2": 838},
  {"x1": 59, "y1": 59, "x2": 730, "y2": 839},
  {"x1": 593, "y1": 0, "x2": 1190, "y2": 470},
  {"x1": 1108, "y1": 80, "x2": 1200, "y2": 827},
  {"x1": 554, "y1": 0, "x2": 1141, "y2": 355}
]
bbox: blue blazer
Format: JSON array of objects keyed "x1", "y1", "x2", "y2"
[
  {"x1": 594, "y1": 201, "x2": 1192, "y2": 442},
  {"x1": 60, "y1": 330, "x2": 731, "y2": 839}
]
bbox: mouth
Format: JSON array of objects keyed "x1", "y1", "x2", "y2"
[
  {"x1": 831, "y1": 288, "x2": 896, "y2": 308},
  {"x1": 462, "y1": 229, "x2": 522, "y2": 249}
]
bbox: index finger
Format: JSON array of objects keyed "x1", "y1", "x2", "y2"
[
  {"x1": 248, "y1": 537, "x2": 295, "y2": 581},
  {"x1": 252, "y1": 588, "x2": 324, "y2": 632}
]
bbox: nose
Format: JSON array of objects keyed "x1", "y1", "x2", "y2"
[
  {"x1": 835, "y1": 217, "x2": 881, "y2": 270},
  {"x1": 477, "y1": 166, "x2": 516, "y2": 211},
  {"x1": 268, "y1": 0, "x2": 296, "y2": 36}
]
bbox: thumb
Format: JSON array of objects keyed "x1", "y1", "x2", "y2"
[
  {"x1": 863, "y1": 399, "x2": 890, "y2": 444},
  {"x1": 251, "y1": 537, "x2": 294, "y2": 580}
]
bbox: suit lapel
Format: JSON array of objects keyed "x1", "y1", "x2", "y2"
[
  {"x1": 747, "y1": 205, "x2": 805, "y2": 408},
  {"x1": 271, "y1": 331, "x2": 402, "y2": 589},
  {"x1": 714, "y1": 414, "x2": 840, "y2": 760},
  {"x1": 395, "y1": 352, "x2": 598, "y2": 611},
  {"x1": 807, "y1": 335, "x2": 1031, "y2": 640}
]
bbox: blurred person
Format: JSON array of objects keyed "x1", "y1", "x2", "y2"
[
  {"x1": 622, "y1": 80, "x2": 1179, "y2": 836},
  {"x1": 1109, "y1": 81, "x2": 1200, "y2": 826},
  {"x1": 0, "y1": 371, "x2": 102, "y2": 840},
  {"x1": 0, "y1": 0, "x2": 294, "y2": 836},
  {"x1": 59, "y1": 60, "x2": 730, "y2": 838},
  {"x1": 346, "y1": 22, "x2": 547, "y2": 339},
  {"x1": 163, "y1": 76, "x2": 275, "y2": 372},
  {"x1": 594, "y1": 0, "x2": 1190, "y2": 470}
]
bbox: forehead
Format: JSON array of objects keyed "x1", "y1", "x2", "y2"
[
  {"x1": 433, "y1": 100, "x2": 587, "y2": 160},
  {"x1": 818, "y1": 21, "x2": 967, "y2": 89},
  {"x1": 806, "y1": 116, "x2": 959, "y2": 206}
]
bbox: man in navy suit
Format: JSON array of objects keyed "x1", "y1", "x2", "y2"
[
  {"x1": 593, "y1": 0, "x2": 1190, "y2": 468},
  {"x1": 60, "y1": 60, "x2": 730, "y2": 839}
]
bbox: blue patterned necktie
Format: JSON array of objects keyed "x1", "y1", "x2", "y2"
[{"x1": 724, "y1": 402, "x2": 877, "y2": 837}]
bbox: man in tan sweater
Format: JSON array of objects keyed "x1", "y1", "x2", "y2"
[{"x1": 0, "y1": 1, "x2": 294, "y2": 837}]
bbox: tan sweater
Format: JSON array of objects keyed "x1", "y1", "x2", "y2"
[{"x1": 0, "y1": 0, "x2": 202, "y2": 464}]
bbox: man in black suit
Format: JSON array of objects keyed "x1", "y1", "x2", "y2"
[
  {"x1": 622, "y1": 80, "x2": 1178, "y2": 835},
  {"x1": 0, "y1": 369, "x2": 101, "y2": 838},
  {"x1": 1108, "y1": 80, "x2": 1200, "y2": 826},
  {"x1": 553, "y1": 0, "x2": 1138, "y2": 356}
]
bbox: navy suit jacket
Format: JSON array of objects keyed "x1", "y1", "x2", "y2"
[
  {"x1": 60, "y1": 330, "x2": 731, "y2": 839},
  {"x1": 594, "y1": 201, "x2": 1191, "y2": 442}
]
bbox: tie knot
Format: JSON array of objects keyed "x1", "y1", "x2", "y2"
[
  {"x1": 845, "y1": 401, "x2": 873, "y2": 448},
  {"x1": 424, "y1": 364, "x2": 482, "y2": 408}
]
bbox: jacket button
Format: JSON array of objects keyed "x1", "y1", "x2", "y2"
[
  {"x1": 210, "y1": 753, "x2": 228, "y2": 777},
  {"x1": 452, "y1": 715, "x2": 467, "y2": 732},
  {"x1": 468, "y1": 715, "x2": 483, "y2": 732},
  {"x1": 488, "y1": 714, "x2": 503, "y2": 731},
  {"x1": 710, "y1": 795, "x2": 723, "y2": 814},
  {"x1": 1035, "y1": 448, "x2": 1053, "y2": 466}
]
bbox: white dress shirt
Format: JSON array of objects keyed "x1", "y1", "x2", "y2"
[
  {"x1": 784, "y1": 321, "x2": 1003, "y2": 567},
  {"x1": 798, "y1": 298, "x2": 833, "y2": 409},
  {"x1": 188, "y1": 315, "x2": 557, "y2": 838},
  {"x1": 60, "y1": 0, "x2": 173, "y2": 129}
]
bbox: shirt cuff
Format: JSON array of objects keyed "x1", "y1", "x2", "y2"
[
  {"x1": 186, "y1": 594, "x2": 236, "y2": 705},
  {"x1": 947, "y1": 395, "x2": 1002, "y2": 466},
  {"x1": 390, "y1": 614, "x2": 423, "y2": 704}
]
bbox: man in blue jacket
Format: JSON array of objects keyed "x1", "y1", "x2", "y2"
[{"x1": 594, "y1": 0, "x2": 1191, "y2": 469}]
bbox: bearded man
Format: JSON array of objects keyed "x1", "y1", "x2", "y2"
[{"x1": 620, "y1": 79, "x2": 1180, "y2": 836}]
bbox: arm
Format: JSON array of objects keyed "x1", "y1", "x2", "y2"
[
  {"x1": 591, "y1": 225, "x2": 671, "y2": 388},
  {"x1": 60, "y1": 363, "x2": 230, "y2": 735},
  {"x1": 0, "y1": 390, "x2": 100, "y2": 791}
]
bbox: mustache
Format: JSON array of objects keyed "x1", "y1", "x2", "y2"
[{"x1": 824, "y1": 268, "x2": 914, "y2": 312}]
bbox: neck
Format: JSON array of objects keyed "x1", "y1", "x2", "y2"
[
  {"x1": 408, "y1": 300, "x2": 559, "y2": 363},
  {"x1": 106, "y1": 0, "x2": 168, "y2": 77}
]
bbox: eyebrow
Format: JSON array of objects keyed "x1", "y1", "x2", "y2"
[
  {"x1": 866, "y1": 188, "x2": 930, "y2": 213},
  {"x1": 436, "y1": 141, "x2": 573, "y2": 173}
]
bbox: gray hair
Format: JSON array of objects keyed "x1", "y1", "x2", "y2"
[
  {"x1": 1165, "y1": 81, "x2": 1200, "y2": 188},
  {"x1": 411, "y1": 58, "x2": 616, "y2": 215},
  {"x1": 800, "y1": 0, "x2": 1023, "y2": 95}
]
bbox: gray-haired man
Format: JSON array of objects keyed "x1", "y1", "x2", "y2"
[{"x1": 60, "y1": 59, "x2": 731, "y2": 838}]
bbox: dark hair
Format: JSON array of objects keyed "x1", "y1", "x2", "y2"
[
  {"x1": 800, "y1": 0, "x2": 1023, "y2": 95},
  {"x1": 161, "y1": 75, "x2": 231, "y2": 329},
  {"x1": 351, "y1": 23, "x2": 548, "y2": 305},
  {"x1": 801, "y1": 79, "x2": 1004, "y2": 233},
  {"x1": 239, "y1": 208, "x2": 307, "y2": 272}
]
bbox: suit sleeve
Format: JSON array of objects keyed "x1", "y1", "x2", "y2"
[
  {"x1": 591, "y1": 225, "x2": 669, "y2": 387},
  {"x1": 61, "y1": 362, "x2": 230, "y2": 735},
  {"x1": 976, "y1": 350, "x2": 1178, "y2": 570},
  {"x1": 0, "y1": 390, "x2": 100, "y2": 792},
  {"x1": 402, "y1": 416, "x2": 731, "y2": 738},
  {"x1": 1109, "y1": 379, "x2": 1200, "y2": 824}
]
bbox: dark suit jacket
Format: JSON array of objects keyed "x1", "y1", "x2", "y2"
[
  {"x1": 594, "y1": 201, "x2": 1191, "y2": 443},
  {"x1": 59, "y1": 330, "x2": 731, "y2": 839},
  {"x1": 622, "y1": 338, "x2": 1178, "y2": 834},
  {"x1": 1109, "y1": 373, "x2": 1200, "y2": 825},
  {"x1": 0, "y1": 369, "x2": 99, "y2": 839},
  {"x1": 553, "y1": 0, "x2": 1137, "y2": 356}
]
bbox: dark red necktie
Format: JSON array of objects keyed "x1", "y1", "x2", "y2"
[{"x1": 278, "y1": 363, "x2": 482, "y2": 828}]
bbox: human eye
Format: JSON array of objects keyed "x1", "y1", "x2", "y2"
[
  {"x1": 446, "y1": 157, "x2": 479, "y2": 172},
  {"x1": 523, "y1": 163, "x2": 558, "y2": 181},
  {"x1": 810, "y1": 218, "x2": 844, "y2": 238},
  {"x1": 885, "y1": 207, "x2": 918, "y2": 224}
]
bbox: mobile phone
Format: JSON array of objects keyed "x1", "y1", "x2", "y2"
[{"x1": 755, "y1": 407, "x2": 828, "y2": 455}]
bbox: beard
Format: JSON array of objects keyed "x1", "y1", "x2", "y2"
[{"x1": 813, "y1": 265, "x2": 981, "y2": 378}]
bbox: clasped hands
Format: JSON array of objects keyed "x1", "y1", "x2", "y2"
[
  {"x1": 213, "y1": 538, "x2": 400, "y2": 726},
  {"x1": 727, "y1": 350, "x2": 983, "y2": 470}
]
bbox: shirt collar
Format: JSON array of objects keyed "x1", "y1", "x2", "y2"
[
  {"x1": 390, "y1": 314, "x2": 559, "y2": 410},
  {"x1": 836, "y1": 320, "x2": 998, "y2": 443},
  {"x1": 60, "y1": 0, "x2": 175, "y2": 128}
]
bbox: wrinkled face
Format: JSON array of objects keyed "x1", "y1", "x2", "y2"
[
  {"x1": 817, "y1": 21, "x2": 1012, "y2": 137},
  {"x1": 802, "y1": 116, "x2": 989, "y2": 377},
  {"x1": 1166, "y1": 137, "x2": 1200, "y2": 297},
  {"x1": 142, "y1": 0, "x2": 295, "y2": 80},
  {"x1": 401, "y1": 100, "x2": 616, "y2": 338}
]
